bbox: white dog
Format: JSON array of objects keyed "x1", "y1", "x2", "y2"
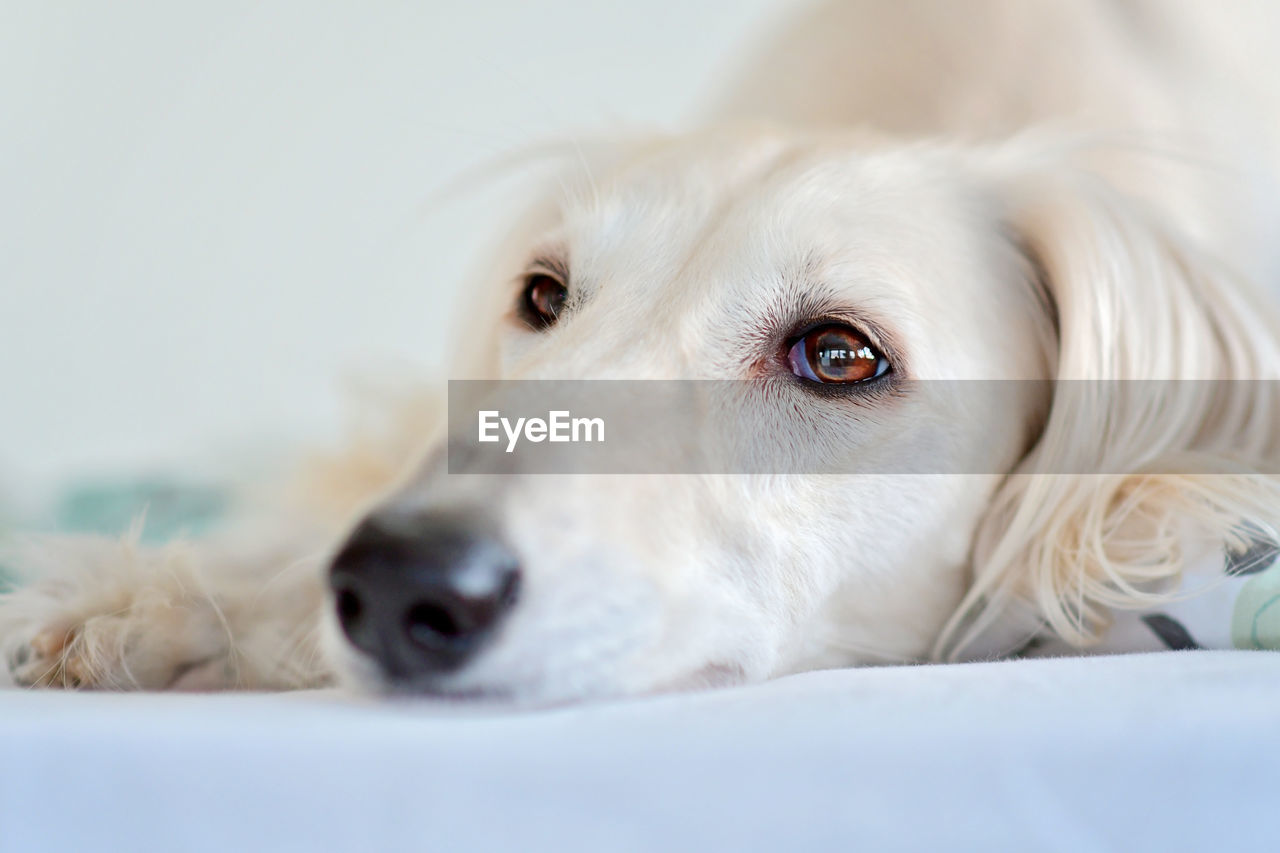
[{"x1": 4, "y1": 0, "x2": 1280, "y2": 702}]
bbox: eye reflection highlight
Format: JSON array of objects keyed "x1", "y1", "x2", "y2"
[{"x1": 787, "y1": 324, "x2": 889, "y2": 384}]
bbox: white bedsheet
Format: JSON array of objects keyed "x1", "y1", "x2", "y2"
[{"x1": 2, "y1": 651, "x2": 1276, "y2": 852}]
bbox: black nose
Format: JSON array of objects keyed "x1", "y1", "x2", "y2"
[{"x1": 328, "y1": 513, "x2": 521, "y2": 679}]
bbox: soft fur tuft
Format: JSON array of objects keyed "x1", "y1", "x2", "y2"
[{"x1": 936, "y1": 150, "x2": 1280, "y2": 660}]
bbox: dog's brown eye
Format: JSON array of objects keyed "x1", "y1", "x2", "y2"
[
  {"x1": 520, "y1": 274, "x2": 567, "y2": 329},
  {"x1": 787, "y1": 324, "x2": 889, "y2": 384}
]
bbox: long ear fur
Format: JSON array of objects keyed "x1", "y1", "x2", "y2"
[{"x1": 936, "y1": 153, "x2": 1280, "y2": 660}]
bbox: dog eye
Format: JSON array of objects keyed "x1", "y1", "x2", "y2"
[
  {"x1": 787, "y1": 324, "x2": 890, "y2": 384},
  {"x1": 519, "y1": 274, "x2": 568, "y2": 330}
]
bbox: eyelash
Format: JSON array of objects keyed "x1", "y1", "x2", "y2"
[
  {"x1": 783, "y1": 318, "x2": 895, "y2": 361},
  {"x1": 784, "y1": 315, "x2": 890, "y2": 350}
]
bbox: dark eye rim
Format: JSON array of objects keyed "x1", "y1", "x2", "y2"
[
  {"x1": 517, "y1": 272, "x2": 568, "y2": 330},
  {"x1": 781, "y1": 319, "x2": 894, "y2": 390}
]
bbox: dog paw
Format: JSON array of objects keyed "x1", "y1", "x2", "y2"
[{"x1": 0, "y1": 535, "x2": 234, "y2": 690}]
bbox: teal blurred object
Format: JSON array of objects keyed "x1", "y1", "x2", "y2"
[
  {"x1": 53, "y1": 479, "x2": 231, "y2": 543},
  {"x1": 0, "y1": 479, "x2": 231, "y2": 591},
  {"x1": 0, "y1": 516, "x2": 13, "y2": 591}
]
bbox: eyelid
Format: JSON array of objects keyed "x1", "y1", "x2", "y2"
[
  {"x1": 525, "y1": 255, "x2": 570, "y2": 284},
  {"x1": 786, "y1": 316, "x2": 885, "y2": 355}
]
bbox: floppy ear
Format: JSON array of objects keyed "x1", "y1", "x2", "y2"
[{"x1": 936, "y1": 156, "x2": 1280, "y2": 660}]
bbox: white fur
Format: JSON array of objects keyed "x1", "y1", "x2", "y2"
[{"x1": 3, "y1": 0, "x2": 1280, "y2": 702}]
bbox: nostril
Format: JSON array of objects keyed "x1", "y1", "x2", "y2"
[
  {"x1": 498, "y1": 569, "x2": 520, "y2": 610},
  {"x1": 406, "y1": 602, "x2": 464, "y2": 645},
  {"x1": 336, "y1": 587, "x2": 363, "y2": 627}
]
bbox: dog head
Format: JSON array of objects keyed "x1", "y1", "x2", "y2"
[{"x1": 322, "y1": 126, "x2": 1280, "y2": 702}]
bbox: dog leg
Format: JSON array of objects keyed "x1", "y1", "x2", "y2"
[{"x1": 0, "y1": 524, "x2": 332, "y2": 691}]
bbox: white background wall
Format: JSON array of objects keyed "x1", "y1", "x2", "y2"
[{"x1": 0, "y1": 0, "x2": 794, "y2": 501}]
